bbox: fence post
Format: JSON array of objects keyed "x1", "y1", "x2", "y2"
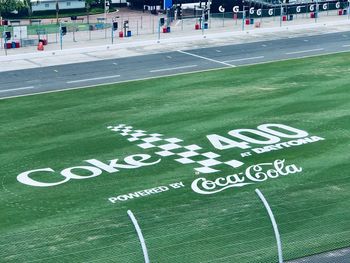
[
  {"x1": 59, "y1": 22, "x2": 63, "y2": 50},
  {"x1": 111, "y1": 22, "x2": 114, "y2": 44},
  {"x1": 255, "y1": 189, "x2": 283, "y2": 263},
  {"x1": 2, "y1": 27, "x2": 7, "y2": 56},
  {"x1": 242, "y1": 11, "x2": 245, "y2": 31},
  {"x1": 280, "y1": 4, "x2": 283, "y2": 27},
  {"x1": 157, "y1": 18, "x2": 161, "y2": 42}
]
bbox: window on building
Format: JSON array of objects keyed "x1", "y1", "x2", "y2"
[{"x1": 67, "y1": 2, "x2": 71, "y2": 6}]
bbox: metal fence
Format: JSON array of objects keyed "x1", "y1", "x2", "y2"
[{"x1": 1, "y1": 6, "x2": 350, "y2": 53}]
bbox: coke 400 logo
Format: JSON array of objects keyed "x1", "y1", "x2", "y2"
[{"x1": 17, "y1": 123, "x2": 324, "y2": 194}]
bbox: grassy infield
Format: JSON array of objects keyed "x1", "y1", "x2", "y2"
[{"x1": 1, "y1": 53, "x2": 350, "y2": 262}]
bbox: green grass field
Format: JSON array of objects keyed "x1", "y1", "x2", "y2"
[{"x1": 1, "y1": 53, "x2": 350, "y2": 263}]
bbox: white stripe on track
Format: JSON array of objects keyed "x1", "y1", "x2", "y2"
[
  {"x1": 223, "y1": 56, "x2": 265, "y2": 63},
  {"x1": 177, "y1": 50, "x2": 235, "y2": 67},
  {"x1": 150, "y1": 65, "x2": 197, "y2": 73},
  {"x1": 67, "y1": 75, "x2": 120, "y2": 84},
  {"x1": 0, "y1": 86, "x2": 35, "y2": 93},
  {"x1": 286, "y1": 48, "x2": 324, "y2": 55},
  {"x1": 2, "y1": 49, "x2": 346, "y2": 101}
]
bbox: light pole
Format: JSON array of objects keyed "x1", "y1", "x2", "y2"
[
  {"x1": 207, "y1": 0, "x2": 211, "y2": 27},
  {"x1": 104, "y1": 0, "x2": 109, "y2": 38},
  {"x1": 157, "y1": 17, "x2": 161, "y2": 42},
  {"x1": 280, "y1": 1, "x2": 283, "y2": 27},
  {"x1": 242, "y1": 10, "x2": 246, "y2": 31},
  {"x1": 2, "y1": 27, "x2": 8, "y2": 56},
  {"x1": 59, "y1": 22, "x2": 63, "y2": 50}
]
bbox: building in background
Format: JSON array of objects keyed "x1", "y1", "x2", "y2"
[
  {"x1": 31, "y1": 0, "x2": 86, "y2": 12},
  {"x1": 111, "y1": 0, "x2": 128, "y2": 6}
]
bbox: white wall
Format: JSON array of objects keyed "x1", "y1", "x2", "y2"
[
  {"x1": 32, "y1": 1, "x2": 85, "y2": 12},
  {"x1": 111, "y1": 0, "x2": 127, "y2": 4}
]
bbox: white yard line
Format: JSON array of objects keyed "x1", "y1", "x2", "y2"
[
  {"x1": 150, "y1": 65, "x2": 197, "y2": 73},
  {"x1": 223, "y1": 56, "x2": 265, "y2": 63},
  {"x1": 177, "y1": 50, "x2": 235, "y2": 67},
  {"x1": 0, "y1": 86, "x2": 35, "y2": 93},
  {"x1": 66, "y1": 75, "x2": 120, "y2": 84},
  {"x1": 286, "y1": 48, "x2": 324, "y2": 55}
]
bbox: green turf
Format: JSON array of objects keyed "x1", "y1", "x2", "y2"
[{"x1": 1, "y1": 52, "x2": 350, "y2": 263}]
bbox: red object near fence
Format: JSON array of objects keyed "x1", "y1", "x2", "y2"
[{"x1": 37, "y1": 42, "x2": 44, "y2": 51}]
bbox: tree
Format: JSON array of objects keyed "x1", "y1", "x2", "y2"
[
  {"x1": 0, "y1": 0, "x2": 25, "y2": 18},
  {"x1": 85, "y1": 0, "x2": 95, "y2": 24},
  {"x1": 23, "y1": 0, "x2": 32, "y2": 17}
]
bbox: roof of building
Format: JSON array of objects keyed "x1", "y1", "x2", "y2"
[{"x1": 31, "y1": 0, "x2": 85, "y2": 3}]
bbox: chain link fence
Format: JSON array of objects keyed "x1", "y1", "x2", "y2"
[{"x1": 1, "y1": 5, "x2": 350, "y2": 53}]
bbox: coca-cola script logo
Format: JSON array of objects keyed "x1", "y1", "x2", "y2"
[
  {"x1": 191, "y1": 159, "x2": 302, "y2": 195},
  {"x1": 18, "y1": 123, "x2": 321, "y2": 192}
]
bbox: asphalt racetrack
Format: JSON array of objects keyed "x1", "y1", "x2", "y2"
[{"x1": 1, "y1": 30, "x2": 350, "y2": 99}]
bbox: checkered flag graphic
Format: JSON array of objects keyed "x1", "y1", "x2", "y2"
[{"x1": 108, "y1": 124, "x2": 244, "y2": 174}]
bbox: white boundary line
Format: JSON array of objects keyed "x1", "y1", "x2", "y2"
[
  {"x1": 285, "y1": 48, "x2": 324, "y2": 55},
  {"x1": 66, "y1": 75, "x2": 120, "y2": 84},
  {"x1": 1, "y1": 49, "x2": 349, "y2": 101},
  {"x1": 342, "y1": 44, "x2": 350, "y2": 47},
  {"x1": 150, "y1": 65, "x2": 197, "y2": 73},
  {"x1": 177, "y1": 50, "x2": 235, "y2": 67},
  {"x1": 223, "y1": 56, "x2": 265, "y2": 63},
  {"x1": 127, "y1": 210, "x2": 150, "y2": 263},
  {"x1": 255, "y1": 189, "x2": 283, "y2": 263},
  {"x1": 0, "y1": 86, "x2": 35, "y2": 93}
]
